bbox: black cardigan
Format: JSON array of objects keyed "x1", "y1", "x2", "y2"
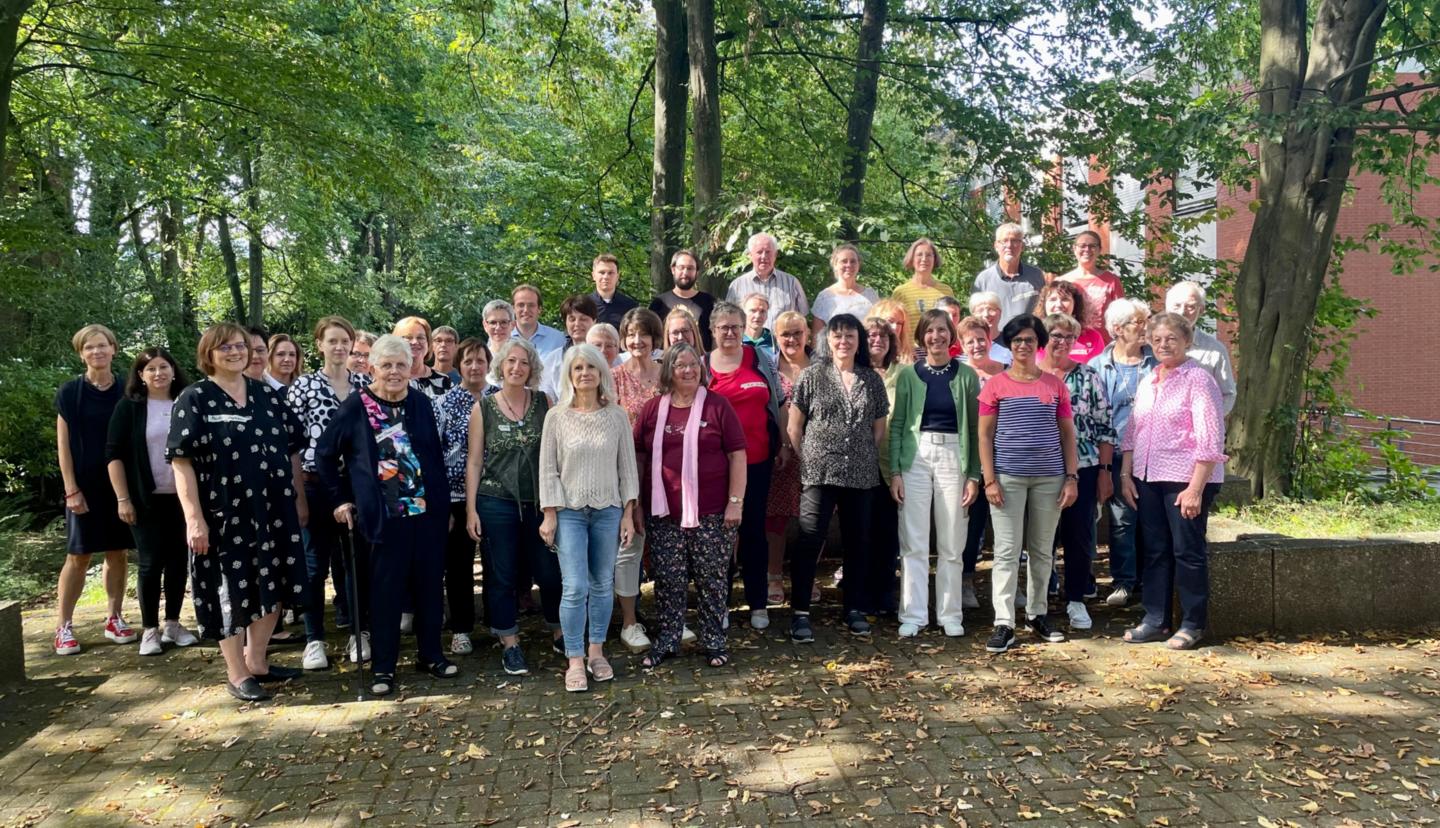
[
  {"x1": 104, "y1": 396, "x2": 166, "y2": 516},
  {"x1": 314, "y1": 387, "x2": 449, "y2": 545}
]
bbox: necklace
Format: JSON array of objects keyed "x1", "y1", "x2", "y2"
[
  {"x1": 920, "y1": 359, "x2": 951, "y2": 376},
  {"x1": 498, "y1": 389, "x2": 529, "y2": 424}
]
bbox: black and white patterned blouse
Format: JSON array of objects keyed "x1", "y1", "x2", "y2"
[
  {"x1": 287, "y1": 369, "x2": 367, "y2": 473},
  {"x1": 410, "y1": 369, "x2": 454, "y2": 402},
  {"x1": 791, "y1": 360, "x2": 891, "y2": 489},
  {"x1": 436, "y1": 385, "x2": 480, "y2": 503}
]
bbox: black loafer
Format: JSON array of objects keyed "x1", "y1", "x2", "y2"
[
  {"x1": 227, "y1": 678, "x2": 271, "y2": 702},
  {"x1": 417, "y1": 658, "x2": 460, "y2": 678},
  {"x1": 253, "y1": 664, "x2": 303, "y2": 683}
]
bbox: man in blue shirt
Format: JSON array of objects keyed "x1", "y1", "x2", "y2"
[{"x1": 512, "y1": 284, "x2": 566, "y2": 357}]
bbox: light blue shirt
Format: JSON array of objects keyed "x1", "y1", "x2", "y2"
[{"x1": 519, "y1": 323, "x2": 566, "y2": 357}]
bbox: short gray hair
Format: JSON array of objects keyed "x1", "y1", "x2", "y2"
[
  {"x1": 1104, "y1": 297, "x2": 1151, "y2": 337},
  {"x1": 657, "y1": 343, "x2": 709, "y2": 394},
  {"x1": 1166, "y1": 280, "x2": 1206, "y2": 306},
  {"x1": 968, "y1": 291, "x2": 1002, "y2": 312},
  {"x1": 994, "y1": 222, "x2": 1025, "y2": 242},
  {"x1": 489, "y1": 337, "x2": 542, "y2": 389},
  {"x1": 586, "y1": 322, "x2": 620, "y2": 348},
  {"x1": 746, "y1": 232, "x2": 778, "y2": 254},
  {"x1": 370, "y1": 334, "x2": 413, "y2": 369},
  {"x1": 483, "y1": 299, "x2": 515, "y2": 321}
]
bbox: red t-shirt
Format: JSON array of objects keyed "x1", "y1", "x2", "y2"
[
  {"x1": 707, "y1": 350, "x2": 771, "y2": 463},
  {"x1": 634, "y1": 393, "x2": 747, "y2": 518}
]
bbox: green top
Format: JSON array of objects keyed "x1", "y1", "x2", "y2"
[
  {"x1": 874, "y1": 362, "x2": 902, "y2": 481},
  {"x1": 887, "y1": 361, "x2": 982, "y2": 480},
  {"x1": 475, "y1": 391, "x2": 549, "y2": 504}
]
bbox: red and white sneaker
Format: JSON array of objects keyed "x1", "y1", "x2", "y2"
[
  {"x1": 55, "y1": 622, "x2": 81, "y2": 655},
  {"x1": 104, "y1": 615, "x2": 137, "y2": 644}
]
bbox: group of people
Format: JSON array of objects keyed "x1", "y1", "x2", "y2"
[{"x1": 52, "y1": 226, "x2": 1234, "y2": 701}]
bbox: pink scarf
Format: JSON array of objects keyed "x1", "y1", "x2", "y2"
[{"x1": 650, "y1": 386, "x2": 707, "y2": 528}]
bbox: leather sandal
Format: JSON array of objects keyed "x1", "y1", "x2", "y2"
[
  {"x1": 1165, "y1": 629, "x2": 1204, "y2": 650},
  {"x1": 585, "y1": 655, "x2": 614, "y2": 682},
  {"x1": 564, "y1": 663, "x2": 588, "y2": 692},
  {"x1": 1123, "y1": 623, "x2": 1172, "y2": 644}
]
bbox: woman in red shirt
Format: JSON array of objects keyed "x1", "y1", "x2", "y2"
[{"x1": 705, "y1": 302, "x2": 787, "y2": 631}]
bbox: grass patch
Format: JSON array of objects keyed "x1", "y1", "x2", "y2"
[
  {"x1": 1220, "y1": 497, "x2": 1440, "y2": 538},
  {"x1": 0, "y1": 501, "x2": 65, "y2": 604}
]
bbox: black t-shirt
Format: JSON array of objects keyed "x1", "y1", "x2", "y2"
[
  {"x1": 55, "y1": 377, "x2": 123, "y2": 487},
  {"x1": 648, "y1": 291, "x2": 717, "y2": 349},
  {"x1": 917, "y1": 360, "x2": 960, "y2": 434}
]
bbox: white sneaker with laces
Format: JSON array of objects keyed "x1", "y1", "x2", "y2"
[
  {"x1": 399, "y1": 612, "x2": 414, "y2": 634},
  {"x1": 898, "y1": 623, "x2": 922, "y2": 638},
  {"x1": 162, "y1": 621, "x2": 199, "y2": 647},
  {"x1": 139, "y1": 628, "x2": 163, "y2": 656},
  {"x1": 750, "y1": 609, "x2": 770, "y2": 630},
  {"x1": 302, "y1": 640, "x2": 329, "y2": 670},
  {"x1": 681, "y1": 625, "x2": 697, "y2": 644},
  {"x1": 450, "y1": 632, "x2": 473, "y2": 655},
  {"x1": 942, "y1": 621, "x2": 966, "y2": 638},
  {"x1": 1067, "y1": 601, "x2": 1093, "y2": 630},
  {"x1": 620, "y1": 623, "x2": 651, "y2": 652},
  {"x1": 1105, "y1": 586, "x2": 1131, "y2": 607},
  {"x1": 348, "y1": 632, "x2": 372, "y2": 663}
]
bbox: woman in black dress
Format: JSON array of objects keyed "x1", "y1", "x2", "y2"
[
  {"x1": 168, "y1": 322, "x2": 310, "y2": 703},
  {"x1": 54, "y1": 324, "x2": 136, "y2": 656}
]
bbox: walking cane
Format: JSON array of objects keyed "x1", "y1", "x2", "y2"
[{"x1": 340, "y1": 522, "x2": 366, "y2": 701}]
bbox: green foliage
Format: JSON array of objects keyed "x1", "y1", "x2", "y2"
[
  {"x1": 0, "y1": 361, "x2": 71, "y2": 500},
  {"x1": 0, "y1": 498, "x2": 65, "y2": 603},
  {"x1": 1219, "y1": 496, "x2": 1440, "y2": 538}
]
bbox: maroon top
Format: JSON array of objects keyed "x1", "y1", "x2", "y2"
[{"x1": 634, "y1": 392, "x2": 747, "y2": 519}]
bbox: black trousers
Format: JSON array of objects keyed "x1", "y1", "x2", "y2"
[
  {"x1": 130, "y1": 494, "x2": 188, "y2": 629},
  {"x1": 792, "y1": 484, "x2": 873, "y2": 614},
  {"x1": 865, "y1": 483, "x2": 900, "y2": 614},
  {"x1": 734, "y1": 458, "x2": 774, "y2": 611},
  {"x1": 369, "y1": 512, "x2": 446, "y2": 674},
  {"x1": 444, "y1": 502, "x2": 480, "y2": 634}
]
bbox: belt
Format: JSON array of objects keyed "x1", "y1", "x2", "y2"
[{"x1": 920, "y1": 431, "x2": 961, "y2": 444}]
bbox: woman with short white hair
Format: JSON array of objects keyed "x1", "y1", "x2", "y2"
[
  {"x1": 586, "y1": 323, "x2": 622, "y2": 367},
  {"x1": 968, "y1": 291, "x2": 1013, "y2": 364},
  {"x1": 539, "y1": 344, "x2": 639, "y2": 692},
  {"x1": 482, "y1": 300, "x2": 516, "y2": 347}
]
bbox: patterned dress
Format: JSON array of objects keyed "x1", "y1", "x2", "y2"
[
  {"x1": 613, "y1": 364, "x2": 660, "y2": 425},
  {"x1": 166, "y1": 377, "x2": 308, "y2": 640},
  {"x1": 766, "y1": 371, "x2": 803, "y2": 519}
]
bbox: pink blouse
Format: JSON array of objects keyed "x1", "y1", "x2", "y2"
[{"x1": 1121, "y1": 359, "x2": 1227, "y2": 484}]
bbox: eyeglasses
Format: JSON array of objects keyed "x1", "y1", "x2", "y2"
[
  {"x1": 714, "y1": 324, "x2": 742, "y2": 334},
  {"x1": 778, "y1": 330, "x2": 805, "y2": 339},
  {"x1": 1048, "y1": 332, "x2": 1078, "y2": 342},
  {"x1": 1009, "y1": 337, "x2": 1039, "y2": 348},
  {"x1": 215, "y1": 342, "x2": 249, "y2": 354}
]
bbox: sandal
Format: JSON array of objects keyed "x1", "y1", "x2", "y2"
[
  {"x1": 417, "y1": 658, "x2": 460, "y2": 678},
  {"x1": 564, "y1": 663, "x2": 588, "y2": 692},
  {"x1": 1123, "y1": 623, "x2": 1172, "y2": 644},
  {"x1": 371, "y1": 673, "x2": 395, "y2": 697},
  {"x1": 1165, "y1": 629, "x2": 1204, "y2": 650},
  {"x1": 640, "y1": 649, "x2": 676, "y2": 670},
  {"x1": 705, "y1": 650, "x2": 730, "y2": 668},
  {"x1": 767, "y1": 575, "x2": 785, "y2": 606},
  {"x1": 585, "y1": 655, "x2": 614, "y2": 682}
]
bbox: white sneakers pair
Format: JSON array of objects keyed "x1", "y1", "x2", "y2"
[
  {"x1": 301, "y1": 632, "x2": 373, "y2": 670},
  {"x1": 898, "y1": 621, "x2": 966, "y2": 638},
  {"x1": 138, "y1": 621, "x2": 200, "y2": 656}
]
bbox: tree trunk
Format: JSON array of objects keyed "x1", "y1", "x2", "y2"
[
  {"x1": 160, "y1": 198, "x2": 199, "y2": 349},
  {"x1": 0, "y1": 0, "x2": 34, "y2": 197},
  {"x1": 650, "y1": 0, "x2": 688, "y2": 293},
  {"x1": 240, "y1": 145, "x2": 264, "y2": 328},
  {"x1": 837, "y1": 0, "x2": 888, "y2": 241},
  {"x1": 686, "y1": 0, "x2": 722, "y2": 294},
  {"x1": 1230, "y1": 0, "x2": 1386, "y2": 499},
  {"x1": 218, "y1": 212, "x2": 247, "y2": 322}
]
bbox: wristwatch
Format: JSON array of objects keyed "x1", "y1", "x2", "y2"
[{"x1": 728, "y1": 495, "x2": 742, "y2": 504}]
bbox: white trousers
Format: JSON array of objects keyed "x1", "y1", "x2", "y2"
[{"x1": 897, "y1": 433, "x2": 970, "y2": 628}]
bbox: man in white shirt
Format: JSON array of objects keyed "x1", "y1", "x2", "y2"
[
  {"x1": 1166, "y1": 281, "x2": 1237, "y2": 414},
  {"x1": 972, "y1": 223, "x2": 1046, "y2": 327},
  {"x1": 512, "y1": 284, "x2": 566, "y2": 357},
  {"x1": 726, "y1": 232, "x2": 809, "y2": 329}
]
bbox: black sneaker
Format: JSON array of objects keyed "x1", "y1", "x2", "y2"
[
  {"x1": 790, "y1": 615, "x2": 815, "y2": 643},
  {"x1": 501, "y1": 645, "x2": 529, "y2": 676},
  {"x1": 1028, "y1": 615, "x2": 1066, "y2": 643},
  {"x1": 986, "y1": 625, "x2": 1016, "y2": 654},
  {"x1": 845, "y1": 610, "x2": 872, "y2": 637}
]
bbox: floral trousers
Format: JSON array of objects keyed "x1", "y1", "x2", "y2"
[{"x1": 646, "y1": 514, "x2": 737, "y2": 654}]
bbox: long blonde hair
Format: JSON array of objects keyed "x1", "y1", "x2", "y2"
[{"x1": 556, "y1": 343, "x2": 617, "y2": 409}]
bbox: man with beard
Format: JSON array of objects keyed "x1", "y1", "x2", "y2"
[{"x1": 649, "y1": 249, "x2": 717, "y2": 349}]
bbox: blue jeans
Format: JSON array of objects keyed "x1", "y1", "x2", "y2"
[
  {"x1": 1135, "y1": 478, "x2": 1218, "y2": 632},
  {"x1": 555, "y1": 506, "x2": 622, "y2": 658},
  {"x1": 1105, "y1": 464, "x2": 1140, "y2": 591},
  {"x1": 477, "y1": 496, "x2": 560, "y2": 637}
]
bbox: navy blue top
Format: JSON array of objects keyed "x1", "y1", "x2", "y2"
[{"x1": 917, "y1": 360, "x2": 960, "y2": 434}]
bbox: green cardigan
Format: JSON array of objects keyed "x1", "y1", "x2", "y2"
[{"x1": 887, "y1": 361, "x2": 982, "y2": 480}]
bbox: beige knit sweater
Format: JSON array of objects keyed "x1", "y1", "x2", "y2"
[{"x1": 538, "y1": 404, "x2": 640, "y2": 510}]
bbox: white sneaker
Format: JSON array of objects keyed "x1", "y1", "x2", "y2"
[
  {"x1": 348, "y1": 632, "x2": 372, "y2": 663},
  {"x1": 942, "y1": 621, "x2": 966, "y2": 638},
  {"x1": 681, "y1": 625, "x2": 697, "y2": 644},
  {"x1": 451, "y1": 633, "x2": 473, "y2": 655},
  {"x1": 620, "y1": 623, "x2": 651, "y2": 652},
  {"x1": 399, "y1": 613, "x2": 414, "y2": 634},
  {"x1": 750, "y1": 610, "x2": 770, "y2": 630},
  {"x1": 898, "y1": 623, "x2": 922, "y2": 638},
  {"x1": 139, "y1": 628, "x2": 163, "y2": 656},
  {"x1": 302, "y1": 640, "x2": 329, "y2": 670},
  {"x1": 1067, "y1": 601, "x2": 1093, "y2": 630},
  {"x1": 961, "y1": 577, "x2": 979, "y2": 610},
  {"x1": 161, "y1": 621, "x2": 199, "y2": 647},
  {"x1": 283, "y1": 608, "x2": 296, "y2": 625},
  {"x1": 1106, "y1": 586, "x2": 1131, "y2": 607}
]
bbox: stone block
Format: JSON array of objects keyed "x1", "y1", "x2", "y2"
[
  {"x1": 0, "y1": 601, "x2": 24, "y2": 685},
  {"x1": 1273, "y1": 540, "x2": 1376, "y2": 634},
  {"x1": 1206, "y1": 541, "x2": 1274, "y2": 638},
  {"x1": 1360, "y1": 540, "x2": 1440, "y2": 629}
]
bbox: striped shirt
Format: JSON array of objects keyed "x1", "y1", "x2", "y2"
[{"x1": 978, "y1": 372, "x2": 1072, "y2": 477}]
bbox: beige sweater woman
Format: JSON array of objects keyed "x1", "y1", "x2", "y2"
[{"x1": 538, "y1": 405, "x2": 640, "y2": 510}]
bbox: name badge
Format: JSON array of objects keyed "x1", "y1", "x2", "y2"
[
  {"x1": 499, "y1": 424, "x2": 513, "y2": 432},
  {"x1": 376, "y1": 423, "x2": 405, "y2": 443}
]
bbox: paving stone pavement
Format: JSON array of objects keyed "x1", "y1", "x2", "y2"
[{"x1": 2, "y1": 577, "x2": 1439, "y2": 828}]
